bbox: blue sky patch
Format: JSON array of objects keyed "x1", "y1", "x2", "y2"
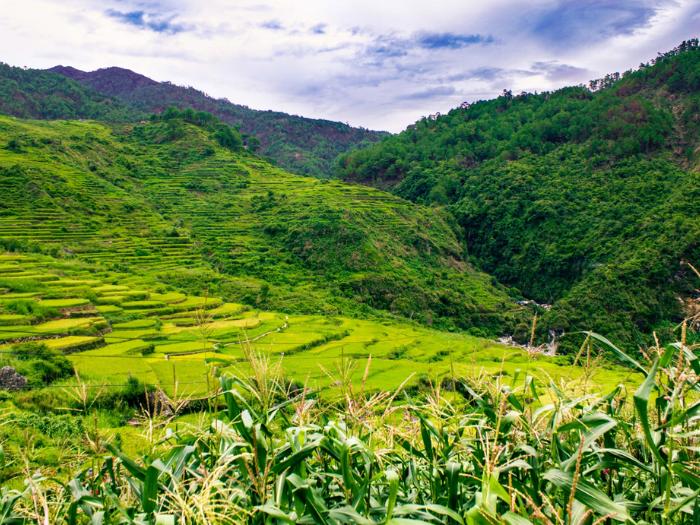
[
  {"x1": 416, "y1": 32, "x2": 493, "y2": 49},
  {"x1": 106, "y1": 9, "x2": 186, "y2": 34},
  {"x1": 261, "y1": 20, "x2": 284, "y2": 30},
  {"x1": 398, "y1": 85, "x2": 456, "y2": 101},
  {"x1": 533, "y1": 0, "x2": 661, "y2": 45}
]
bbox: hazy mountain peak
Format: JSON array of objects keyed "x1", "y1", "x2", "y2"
[{"x1": 48, "y1": 65, "x2": 158, "y2": 94}]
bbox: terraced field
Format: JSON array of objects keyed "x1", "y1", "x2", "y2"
[
  {"x1": 0, "y1": 115, "x2": 637, "y2": 399},
  {"x1": 0, "y1": 120, "x2": 224, "y2": 279},
  {"x1": 0, "y1": 252, "x2": 637, "y2": 398},
  {"x1": 0, "y1": 115, "x2": 520, "y2": 333}
]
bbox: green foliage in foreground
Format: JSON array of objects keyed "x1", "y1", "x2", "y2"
[
  {"x1": 1, "y1": 333, "x2": 698, "y2": 524},
  {"x1": 0, "y1": 250, "x2": 636, "y2": 498},
  {"x1": 336, "y1": 41, "x2": 700, "y2": 348}
]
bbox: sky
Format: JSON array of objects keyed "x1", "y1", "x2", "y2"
[{"x1": 1, "y1": 0, "x2": 699, "y2": 132}]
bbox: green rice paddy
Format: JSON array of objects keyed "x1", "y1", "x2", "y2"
[{"x1": 0, "y1": 252, "x2": 638, "y2": 397}]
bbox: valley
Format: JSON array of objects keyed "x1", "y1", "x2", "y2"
[{"x1": 0, "y1": 34, "x2": 697, "y2": 524}]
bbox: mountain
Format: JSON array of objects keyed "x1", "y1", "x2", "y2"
[
  {"x1": 48, "y1": 65, "x2": 387, "y2": 177},
  {"x1": 0, "y1": 111, "x2": 520, "y2": 334},
  {"x1": 337, "y1": 40, "x2": 700, "y2": 348},
  {"x1": 0, "y1": 62, "x2": 139, "y2": 121}
]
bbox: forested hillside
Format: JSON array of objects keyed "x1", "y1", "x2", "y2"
[
  {"x1": 49, "y1": 65, "x2": 387, "y2": 177},
  {"x1": 0, "y1": 111, "x2": 518, "y2": 334},
  {"x1": 338, "y1": 40, "x2": 700, "y2": 348},
  {"x1": 0, "y1": 62, "x2": 386, "y2": 177},
  {"x1": 0, "y1": 62, "x2": 139, "y2": 121}
]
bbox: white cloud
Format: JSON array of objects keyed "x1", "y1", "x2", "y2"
[{"x1": 0, "y1": 0, "x2": 697, "y2": 131}]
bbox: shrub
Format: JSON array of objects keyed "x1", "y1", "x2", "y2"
[
  {"x1": 7, "y1": 342, "x2": 73, "y2": 387},
  {"x1": 5, "y1": 138, "x2": 23, "y2": 152},
  {"x1": 3, "y1": 299, "x2": 59, "y2": 320}
]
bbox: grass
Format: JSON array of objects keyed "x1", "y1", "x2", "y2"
[
  {"x1": 77, "y1": 339, "x2": 153, "y2": 355},
  {"x1": 0, "y1": 314, "x2": 29, "y2": 325},
  {"x1": 38, "y1": 298, "x2": 90, "y2": 308},
  {"x1": 111, "y1": 319, "x2": 158, "y2": 329},
  {"x1": 43, "y1": 335, "x2": 102, "y2": 351},
  {"x1": 32, "y1": 317, "x2": 105, "y2": 332}
]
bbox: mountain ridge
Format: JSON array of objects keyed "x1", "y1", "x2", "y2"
[
  {"x1": 47, "y1": 64, "x2": 388, "y2": 177},
  {"x1": 49, "y1": 65, "x2": 159, "y2": 93}
]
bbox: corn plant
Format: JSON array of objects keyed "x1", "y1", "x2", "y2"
[{"x1": 1, "y1": 334, "x2": 698, "y2": 524}]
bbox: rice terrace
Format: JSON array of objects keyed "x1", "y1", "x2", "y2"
[{"x1": 0, "y1": 3, "x2": 699, "y2": 524}]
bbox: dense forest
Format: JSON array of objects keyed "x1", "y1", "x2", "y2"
[{"x1": 338, "y1": 40, "x2": 700, "y2": 348}]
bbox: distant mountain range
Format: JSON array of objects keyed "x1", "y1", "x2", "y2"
[{"x1": 0, "y1": 61, "x2": 386, "y2": 176}]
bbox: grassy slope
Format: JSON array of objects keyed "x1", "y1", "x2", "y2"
[
  {"x1": 0, "y1": 114, "x2": 521, "y2": 334},
  {"x1": 337, "y1": 42, "x2": 700, "y2": 348}
]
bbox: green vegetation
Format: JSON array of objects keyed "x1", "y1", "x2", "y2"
[
  {"x1": 0, "y1": 41, "x2": 698, "y2": 524},
  {"x1": 50, "y1": 64, "x2": 388, "y2": 178},
  {"x1": 0, "y1": 63, "x2": 387, "y2": 178},
  {"x1": 1, "y1": 329, "x2": 697, "y2": 523},
  {"x1": 1, "y1": 342, "x2": 73, "y2": 387},
  {"x1": 0, "y1": 252, "x2": 640, "y2": 516},
  {"x1": 0, "y1": 63, "x2": 139, "y2": 121},
  {"x1": 147, "y1": 107, "x2": 249, "y2": 151},
  {"x1": 337, "y1": 40, "x2": 700, "y2": 348},
  {"x1": 0, "y1": 252, "x2": 623, "y2": 398},
  {"x1": 0, "y1": 112, "x2": 521, "y2": 334}
]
